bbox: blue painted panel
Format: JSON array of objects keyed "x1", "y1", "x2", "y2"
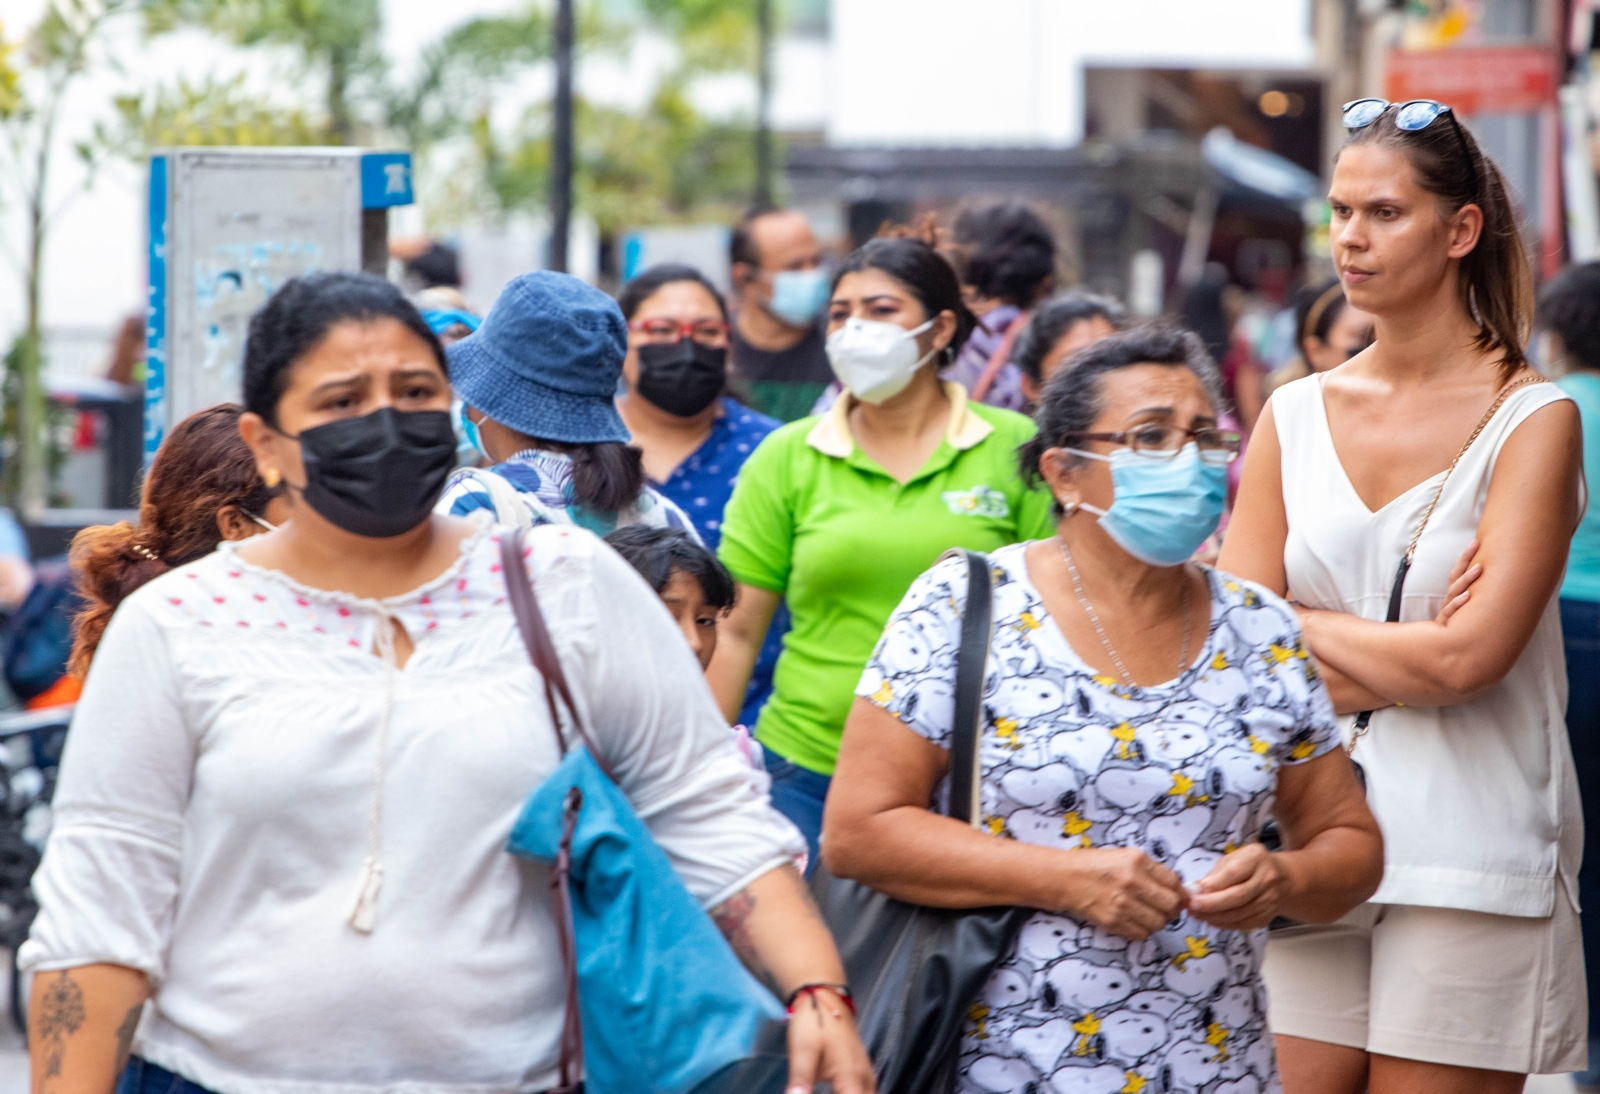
[
  {"x1": 144, "y1": 155, "x2": 168, "y2": 463},
  {"x1": 360, "y1": 152, "x2": 414, "y2": 208},
  {"x1": 622, "y1": 232, "x2": 644, "y2": 281}
]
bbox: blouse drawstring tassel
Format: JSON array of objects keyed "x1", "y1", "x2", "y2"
[
  {"x1": 349, "y1": 856, "x2": 384, "y2": 932},
  {"x1": 349, "y1": 609, "x2": 398, "y2": 934}
]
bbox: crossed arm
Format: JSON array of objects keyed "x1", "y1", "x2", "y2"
[{"x1": 1218, "y1": 398, "x2": 1582, "y2": 712}]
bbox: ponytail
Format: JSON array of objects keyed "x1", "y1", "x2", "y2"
[
  {"x1": 568, "y1": 442, "x2": 646, "y2": 513},
  {"x1": 1341, "y1": 110, "x2": 1532, "y2": 380},
  {"x1": 68, "y1": 523, "x2": 169, "y2": 677},
  {"x1": 68, "y1": 404, "x2": 279, "y2": 674}
]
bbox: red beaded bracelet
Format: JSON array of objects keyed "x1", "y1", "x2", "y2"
[{"x1": 785, "y1": 982, "x2": 856, "y2": 1018}]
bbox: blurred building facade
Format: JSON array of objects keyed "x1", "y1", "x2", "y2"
[{"x1": 785, "y1": 0, "x2": 1583, "y2": 307}]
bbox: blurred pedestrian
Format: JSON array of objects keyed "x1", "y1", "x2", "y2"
[
  {"x1": 826, "y1": 326, "x2": 1381, "y2": 1094},
  {"x1": 1183, "y1": 266, "x2": 1269, "y2": 434},
  {"x1": 69, "y1": 404, "x2": 289, "y2": 674},
  {"x1": 1010, "y1": 290, "x2": 1124, "y2": 407},
  {"x1": 21, "y1": 270, "x2": 873, "y2": 1094},
  {"x1": 437, "y1": 271, "x2": 697, "y2": 537},
  {"x1": 412, "y1": 286, "x2": 480, "y2": 347},
  {"x1": 1537, "y1": 260, "x2": 1600, "y2": 1091},
  {"x1": 728, "y1": 205, "x2": 834, "y2": 422},
  {"x1": 616, "y1": 263, "x2": 786, "y2": 725},
  {"x1": 1221, "y1": 101, "x2": 1585, "y2": 1091},
  {"x1": 709, "y1": 235, "x2": 1055, "y2": 867},
  {"x1": 1263, "y1": 281, "x2": 1376, "y2": 398},
  {"x1": 945, "y1": 201, "x2": 1058, "y2": 411}
]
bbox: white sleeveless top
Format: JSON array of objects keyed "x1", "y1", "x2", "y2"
[{"x1": 1275, "y1": 374, "x2": 1581, "y2": 918}]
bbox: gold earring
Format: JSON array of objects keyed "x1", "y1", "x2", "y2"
[{"x1": 264, "y1": 468, "x2": 281, "y2": 488}]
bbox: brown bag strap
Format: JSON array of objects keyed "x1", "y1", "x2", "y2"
[
  {"x1": 498, "y1": 527, "x2": 615, "y2": 781},
  {"x1": 499, "y1": 526, "x2": 609, "y2": 1094}
]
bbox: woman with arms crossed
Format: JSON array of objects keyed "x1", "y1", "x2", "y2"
[{"x1": 1219, "y1": 101, "x2": 1585, "y2": 1092}]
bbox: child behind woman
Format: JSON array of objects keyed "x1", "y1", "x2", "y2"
[{"x1": 604, "y1": 525, "x2": 763, "y2": 772}]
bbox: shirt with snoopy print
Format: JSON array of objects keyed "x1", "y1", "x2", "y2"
[{"x1": 857, "y1": 543, "x2": 1340, "y2": 1094}]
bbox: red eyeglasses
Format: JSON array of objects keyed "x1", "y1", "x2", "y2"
[{"x1": 627, "y1": 318, "x2": 731, "y2": 346}]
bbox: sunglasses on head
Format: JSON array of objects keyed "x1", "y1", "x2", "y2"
[{"x1": 1342, "y1": 98, "x2": 1479, "y2": 197}]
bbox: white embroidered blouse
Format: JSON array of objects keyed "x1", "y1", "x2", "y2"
[{"x1": 20, "y1": 522, "x2": 802, "y2": 1094}]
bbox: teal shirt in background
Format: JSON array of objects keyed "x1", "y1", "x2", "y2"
[{"x1": 1559, "y1": 371, "x2": 1600, "y2": 602}]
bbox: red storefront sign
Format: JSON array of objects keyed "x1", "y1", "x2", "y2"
[{"x1": 1385, "y1": 46, "x2": 1560, "y2": 115}]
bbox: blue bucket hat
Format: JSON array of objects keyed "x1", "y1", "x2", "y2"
[{"x1": 447, "y1": 271, "x2": 630, "y2": 445}]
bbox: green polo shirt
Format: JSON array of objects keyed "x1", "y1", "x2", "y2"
[{"x1": 719, "y1": 383, "x2": 1056, "y2": 775}]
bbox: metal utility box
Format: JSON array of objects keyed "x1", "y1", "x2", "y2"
[{"x1": 144, "y1": 147, "x2": 415, "y2": 459}]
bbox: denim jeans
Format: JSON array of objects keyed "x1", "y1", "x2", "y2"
[
  {"x1": 117, "y1": 1059, "x2": 215, "y2": 1094},
  {"x1": 1563, "y1": 598, "x2": 1600, "y2": 1082},
  {"x1": 116, "y1": 1057, "x2": 581, "y2": 1094},
  {"x1": 762, "y1": 748, "x2": 832, "y2": 875}
]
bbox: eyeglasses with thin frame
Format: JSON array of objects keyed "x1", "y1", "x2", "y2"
[
  {"x1": 1342, "y1": 97, "x2": 1479, "y2": 197},
  {"x1": 1062, "y1": 424, "x2": 1242, "y2": 464},
  {"x1": 627, "y1": 318, "x2": 731, "y2": 346}
]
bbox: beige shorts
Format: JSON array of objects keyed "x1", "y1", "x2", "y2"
[{"x1": 1261, "y1": 895, "x2": 1588, "y2": 1075}]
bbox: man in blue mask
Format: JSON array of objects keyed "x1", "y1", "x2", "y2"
[{"x1": 728, "y1": 206, "x2": 834, "y2": 422}]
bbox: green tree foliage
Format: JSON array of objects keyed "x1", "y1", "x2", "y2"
[
  {"x1": 0, "y1": 0, "x2": 137, "y2": 512},
  {"x1": 143, "y1": 0, "x2": 382, "y2": 142},
  {"x1": 469, "y1": 77, "x2": 755, "y2": 237},
  {"x1": 102, "y1": 73, "x2": 321, "y2": 151}
]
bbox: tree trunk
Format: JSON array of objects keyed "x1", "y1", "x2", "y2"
[{"x1": 328, "y1": 47, "x2": 352, "y2": 144}]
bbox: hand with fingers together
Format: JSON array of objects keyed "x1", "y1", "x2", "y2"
[
  {"x1": 1056, "y1": 846, "x2": 1191, "y2": 941},
  {"x1": 1187, "y1": 843, "x2": 1292, "y2": 931}
]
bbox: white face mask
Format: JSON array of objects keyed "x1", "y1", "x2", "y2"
[{"x1": 825, "y1": 318, "x2": 936, "y2": 405}]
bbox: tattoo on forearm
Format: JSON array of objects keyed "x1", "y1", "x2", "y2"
[
  {"x1": 114, "y1": 1004, "x2": 141, "y2": 1074},
  {"x1": 710, "y1": 889, "x2": 778, "y2": 994},
  {"x1": 34, "y1": 971, "x2": 85, "y2": 1083}
]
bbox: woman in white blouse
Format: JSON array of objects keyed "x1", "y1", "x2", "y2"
[
  {"x1": 1220, "y1": 103, "x2": 1584, "y2": 1091},
  {"x1": 21, "y1": 271, "x2": 873, "y2": 1094}
]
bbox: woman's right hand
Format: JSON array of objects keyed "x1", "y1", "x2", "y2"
[{"x1": 1055, "y1": 847, "x2": 1189, "y2": 940}]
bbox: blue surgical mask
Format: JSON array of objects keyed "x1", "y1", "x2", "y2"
[
  {"x1": 456, "y1": 399, "x2": 488, "y2": 459},
  {"x1": 767, "y1": 268, "x2": 830, "y2": 327},
  {"x1": 1067, "y1": 442, "x2": 1228, "y2": 566}
]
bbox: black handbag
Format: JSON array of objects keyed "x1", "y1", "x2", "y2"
[{"x1": 809, "y1": 549, "x2": 1033, "y2": 1094}]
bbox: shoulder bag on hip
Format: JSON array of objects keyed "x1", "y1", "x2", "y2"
[
  {"x1": 808, "y1": 548, "x2": 1033, "y2": 1094},
  {"x1": 498, "y1": 528, "x2": 791, "y2": 1094}
]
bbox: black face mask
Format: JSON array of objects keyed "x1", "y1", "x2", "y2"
[
  {"x1": 635, "y1": 340, "x2": 727, "y2": 418},
  {"x1": 290, "y1": 407, "x2": 458, "y2": 538}
]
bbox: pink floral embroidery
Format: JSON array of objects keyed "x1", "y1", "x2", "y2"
[
  {"x1": 253, "y1": 593, "x2": 267, "y2": 602},
  {"x1": 237, "y1": 621, "x2": 249, "y2": 628},
  {"x1": 168, "y1": 598, "x2": 183, "y2": 606},
  {"x1": 213, "y1": 596, "x2": 226, "y2": 604},
  {"x1": 456, "y1": 577, "x2": 468, "y2": 592},
  {"x1": 296, "y1": 597, "x2": 310, "y2": 608},
  {"x1": 229, "y1": 571, "x2": 242, "y2": 579},
  {"x1": 337, "y1": 606, "x2": 352, "y2": 618},
  {"x1": 489, "y1": 563, "x2": 502, "y2": 573},
  {"x1": 348, "y1": 638, "x2": 360, "y2": 648}
]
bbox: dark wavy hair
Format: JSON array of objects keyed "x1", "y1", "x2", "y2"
[
  {"x1": 832, "y1": 237, "x2": 978, "y2": 359},
  {"x1": 1538, "y1": 261, "x2": 1600, "y2": 372},
  {"x1": 1340, "y1": 109, "x2": 1531, "y2": 379},
  {"x1": 617, "y1": 263, "x2": 729, "y2": 322},
  {"x1": 69, "y1": 404, "x2": 280, "y2": 674},
  {"x1": 603, "y1": 525, "x2": 737, "y2": 612},
  {"x1": 1019, "y1": 325, "x2": 1225, "y2": 492},
  {"x1": 951, "y1": 201, "x2": 1057, "y2": 307},
  {"x1": 242, "y1": 271, "x2": 447, "y2": 428},
  {"x1": 1012, "y1": 291, "x2": 1126, "y2": 383}
]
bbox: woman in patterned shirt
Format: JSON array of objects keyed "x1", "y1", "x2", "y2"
[{"x1": 823, "y1": 327, "x2": 1382, "y2": 1094}]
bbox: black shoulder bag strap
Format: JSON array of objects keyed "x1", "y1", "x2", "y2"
[
  {"x1": 1346, "y1": 374, "x2": 1545, "y2": 749},
  {"x1": 944, "y1": 549, "x2": 994, "y2": 827}
]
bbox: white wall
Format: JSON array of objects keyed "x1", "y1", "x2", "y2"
[{"x1": 827, "y1": 0, "x2": 1315, "y2": 147}]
